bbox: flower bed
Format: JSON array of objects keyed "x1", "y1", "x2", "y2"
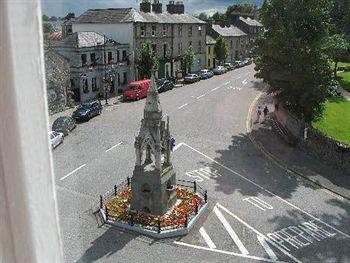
[{"x1": 105, "y1": 187, "x2": 204, "y2": 228}]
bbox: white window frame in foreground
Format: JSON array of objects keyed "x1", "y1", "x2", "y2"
[{"x1": 0, "y1": 0, "x2": 63, "y2": 262}]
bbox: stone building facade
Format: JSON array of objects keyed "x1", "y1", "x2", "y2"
[
  {"x1": 210, "y1": 24, "x2": 249, "y2": 63},
  {"x1": 72, "y1": 1, "x2": 207, "y2": 80},
  {"x1": 229, "y1": 13, "x2": 264, "y2": 41},
  {"x1": 52, "y1": 31, "x2": 130, "y2": 102},
  {"x1": 44, "y1": 50, "x2": 71, "y2": 114}
]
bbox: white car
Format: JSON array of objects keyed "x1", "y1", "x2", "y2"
[{"x1": 49, "y1": 131, "x2": 64, "y2": 149}]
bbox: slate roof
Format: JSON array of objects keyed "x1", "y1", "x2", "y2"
[
  {"x1": 239, "y1": 16, "x2": 263, "y2": 27},
  {"x1": 206, "y1": 35, "x2": 216, "y2": 45},
  {"x1": 212, "y1": 25, "x2": 247, "y2": 37},
  {"x1": 53, "y1": 32, "x2": 117, "y2": 48},
  {"x1": 75, "y1": 8, "x2": 206, "y2": 24}
]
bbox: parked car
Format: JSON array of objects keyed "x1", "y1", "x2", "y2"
[
  {"x1": 184, "y1": 74, "x2": 200, "y2": 83},
  {"x1": 213, "y1": 66, "x2": 227, "y2": 75},
  {"x1": 123, "y1": 79, "x2": 151, "y2": 101},
  {"x1": 198, "y1": 69, "x2": 214, "y2": 79},
  {"x1": 243, "y1": 58, "x2": 253, "y2": 65},
  {"x1": 72, "y1": 100, "x2": 102, "y2": 121},
  {"x1": 52, "y1": 116, "x2": 76, "y2": 136},
  {"x1": 49, "y1": 131, "x2": 64, "y2": 149},
  {"x1": 235, "y1": 61, "x2": 244, "y2": 68},
  {"x1": 224, "y1": 63, "x2": 235, "y2": 71},
  {"x1": 157, "y1": 78, "x2": 174, "y2": 93}
]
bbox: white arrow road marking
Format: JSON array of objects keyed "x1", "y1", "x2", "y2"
[
  {"x1": 105, "y1": 142, "x2": 123, "y2": 153},
  {"x1": 200, "y1": 227, "x2": 217, "y2": 249},
  {"x1": 214, "y1": 206, "x2": 249, "y2": 255},
  {"x1": 257, "y1": 235, "x2": 279, "y2": 261},
  {"x1": 60, "y1": 164, "x2": 86, "y2": 181},
  {"x1": 242, "y1": 79, "x2": 248, "y2": 85},
  {"x1": 178, "y1": 103, "x2": 188, "y2": 109}
]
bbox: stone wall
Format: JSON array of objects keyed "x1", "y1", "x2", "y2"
[{"x1": 274, "y1": 105, "x2": 350, "y2": 172}]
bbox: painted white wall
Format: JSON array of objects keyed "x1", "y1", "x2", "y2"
[
  {"x1": 73, "y1": 23, "x2": 136, "y2": 81},
  {"x1": 0, "y1": 0, "x2": 63, "y2": 262}
]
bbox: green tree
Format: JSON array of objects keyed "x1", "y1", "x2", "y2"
[
  {"x1": 183, "y1": 46, "x2": 195, "y2": 73},
  {"x1": 137, "y1": 41, "x2": 159, "y2": 79},
  {"x1": 214, "y1": 36, "x2": 228, "y2": 65},
  {"x1": 254, "y1": 0, "x2": 333, "y2": 123},
  {"x1": 196, "y1": 12, "x2": 208, "y2": 22},
  {"x1": 43, "y1": 22, "x2": 54, "y2": 34},
  {"x1": 324, "y1": 34, "x2": 349, "y2": 77},
  {"x1": 42, "y1": 14, "x2": 49, "y2": 21},
  {"x1": 212, "y1": 12, "x2": 227, "y2": 22},
  {"x1": 330, "y1": 0, "x2": 350, "y2": 36},
  {"x1": 225, "y1": 3, "x2": 258, "y2": 18}
]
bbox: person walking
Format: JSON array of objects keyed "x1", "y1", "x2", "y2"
[
  {"x1": 256, "y1": 106, "x2": 262, "y2": 123},
  {"x1": 263, "y1": 106, "x2": 269, "y2": 117}
]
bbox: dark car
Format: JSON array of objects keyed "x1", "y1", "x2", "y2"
[
  {"x1": 184, "y1": 74, "x2": 200, "y2": 83},
  {"x1": 52, "y1": 116, "x2": 76, "y2": 136},
  {"x1": 157, "y1": 78, "x2": 174, "y2": 93},
  {"x1": 72, "y1": 100, "x2": 102, "y2": 121}
]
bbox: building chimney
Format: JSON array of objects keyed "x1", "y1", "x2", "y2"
[
  {"x1": 140, "y1": 0, "x2": 151, "y2": 13},
  {"x1": 175, "y1": 1, "x2": 184, "y2": 14},
  {"x1": 166, "y1": 1, "x2": 175, "y2": 14},
  {"x1": 152, "y1": 0, "x2": 162, "y2": 13},
  {"x1": 166, "y1": 1, "x2": 184, "y2": 14}
]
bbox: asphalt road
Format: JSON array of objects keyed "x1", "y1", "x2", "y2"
[{"x1": 52, "y1": 65, "x2": 350, "y2": 263}]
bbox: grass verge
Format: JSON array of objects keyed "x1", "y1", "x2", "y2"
[{"x1": 312, "y1": 96, "x2": 350, "y2": 145}]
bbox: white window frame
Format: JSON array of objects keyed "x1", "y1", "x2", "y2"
[
  {"x1": 141, "y1": 25, "x2": 146, "y2": 37},
  {"x1": 0, "y1": 1, "x2": 63, "y2": 261}
]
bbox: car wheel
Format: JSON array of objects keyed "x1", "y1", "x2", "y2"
[{"x1": 136, "y1": 96, "x2": 140, "y2": 101}]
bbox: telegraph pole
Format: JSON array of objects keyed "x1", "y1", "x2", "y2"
[{"x1": 103, "y1": 34, "x2": 108, "y2": 105}]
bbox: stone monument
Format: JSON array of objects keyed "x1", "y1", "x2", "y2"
[{"x1": 131, "y1": 74, "x2": 177, "y2": 216}]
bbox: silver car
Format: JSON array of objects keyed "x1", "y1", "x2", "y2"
[{"x1": 49, "y1": 131, "x2": 64, "y2": 149}]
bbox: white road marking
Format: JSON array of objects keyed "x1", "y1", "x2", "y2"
[
  {"x1": 60, "y1": 164, "x2": 86, "y2": 181},
  {"x1": 227, "y1": 86, "x2": 233, "y2": 90},
  {"x1": 174, "y1": 241, "x2": 281, "y2": 263},
  {"x1": 243, "y1": 197, "x2": 273, "y2": 211},
  {"x1": 172, "y1": 142, "x2": 184, "y2": 152},
  {"x1": 216, "y1": 203, "x2": 300, "y2": 263},
  {"x1": 162, "y1": 114, "x2": 168, "y2": 119},
  {"x1": 178, "y1": 103, "x2": 188, "y2": 109},
  {"x1": 199, "y1": 227, "x2": 217, "y2": 249},
  {"x1": 223, "y1": 81, "x2": 231, "y2": 85},
  {"x1": 181, "y1": 143, "x2": 350, "y2": 240},
  {"x1": 242, "y1": 79, "x2": 248, "y2": 85},
  {"x1": 196, "y1": 94, "x2": 205, "y2": 99},
  {"x1": 257, "y1": 235, "x2": 279, "y2": 261},
  {"x1": 211, "y1": 86, "x2": 220, "y2": 91},
  {"x1": 105, "y1": 142, "x2": 123, "y2": 153},
  {"x1": 214, "y1": 206, "x2": 249, "y2": 255}
]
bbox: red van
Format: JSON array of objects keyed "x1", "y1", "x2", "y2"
[{"x1": 123, "y1": 79, "x2": 151, "y2": 101}]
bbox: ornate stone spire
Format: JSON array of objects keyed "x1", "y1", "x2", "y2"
[
  {"x1": 134, "y1": 73, "x2": 163, "y2": 170},
  {"x1": 131, "y1": 73, "x2": 177, "y2": 215}
]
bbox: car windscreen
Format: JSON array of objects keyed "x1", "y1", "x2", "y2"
[{"x1": 127, "y1": 85, "x2": 140, "y2": 91}]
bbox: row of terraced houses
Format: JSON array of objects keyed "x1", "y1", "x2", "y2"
[{"x1": 47, "y1": 0, "x2": 263, "y2": 103}]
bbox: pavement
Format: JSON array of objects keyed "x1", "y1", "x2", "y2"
[
  {"x1": 249, "y1": 93, "x2": 350, "y2": 201},
  {"x1": 51, "y1": 65, "x2": 350, "y2": 263}
]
